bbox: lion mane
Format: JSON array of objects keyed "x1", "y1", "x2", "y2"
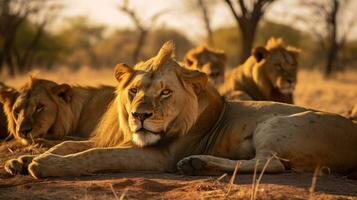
[
  {"x1": 91, "y1": 41, "x2": 217, "y2": 148},
  {"x1": 220, "y1": 37, "x2": 300, "y2": 104}
]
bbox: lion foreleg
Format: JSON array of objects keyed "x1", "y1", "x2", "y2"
[
  {"x1": 4, "y1": 140, "x2": 94, "y2": 176},
  {"x1": 43, "y1": 140, "x2": 94, "y2": 155},
  {"x1": 178, "y1": 154, "x2": 285, "y2": 176},
  {"x1": 28, "y1": 147, "x2": 170, "y2": 179}
]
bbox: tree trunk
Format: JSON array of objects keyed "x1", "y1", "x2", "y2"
[
  {"x1": 132, "y1": 29, "x2": 147, "y2": 63},
  {"x1": 198, "y1": 0, "x2": 213, "y2": 46},
  {"x1": 240, "y1": 33, "x2": 254, "y2": 63},
  {"x1": 325, "y1": 0, "x2": 339, "y2": 76},
  {"x1": 238, "y1": 19, "x2": 259, "y2": 64}
]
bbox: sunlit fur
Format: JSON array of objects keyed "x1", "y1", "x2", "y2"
[
  {"x1": 0, "y1": 78, "x2": 114, "y2": 145},
  {"x1": 9, "y1": 41, "x2": 357, "y2": 179},
  {"x1": 92, "y1": 41, "x2": 208, "y2": 147},
  {"x1": 220, "y1": 37, "x2": 300, "y2": 104},
  {"x1": 184, "y1": 45, "x2": 226, "y2": 86}
]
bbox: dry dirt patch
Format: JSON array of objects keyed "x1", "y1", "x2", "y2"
[{"x1": 0, "y1": 143, "x2": 356, "y2": 200}]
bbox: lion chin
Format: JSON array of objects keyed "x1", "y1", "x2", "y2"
[{"x1": 132, "y1": 132, "x2": 161, "y2": 147}]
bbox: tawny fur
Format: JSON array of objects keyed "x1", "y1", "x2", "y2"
[
  {"x1": 184, "y1": 45, "x2": 226, "y2": 86},
  {"x1": 4, "y1": 41, "x2": 357, "y2": 179},
  {"x1": 0, "y1": 78, "x2": 115, "y2": 145},
  {"x1": 220, "y1": 37, "x2": 300, "y2": 104}
]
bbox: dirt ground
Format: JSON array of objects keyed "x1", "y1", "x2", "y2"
[{"x1": 0, "y1": 69, "x2": 357, "y2": 199}]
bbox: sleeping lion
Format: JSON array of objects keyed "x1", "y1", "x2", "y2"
[
  {"x1": 220, "y1": 38, "x2": 300, "y2": 103},
  {"x1": 0, "y1": 78, "x2": 115, "y2": 146},
  {"x1": 4, "y1": 41, "x2": 357, "y2": 179}
]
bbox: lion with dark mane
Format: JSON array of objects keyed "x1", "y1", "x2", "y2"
[
  {"x1": 4, "y1": 41, "x2": 357, "y2": 179},
  {"x1": 220, "y1": 38, "x2": 300, "y2": 103},
  {"x1": 0, "y1": 78, "x2": 115, "y2": 146}
]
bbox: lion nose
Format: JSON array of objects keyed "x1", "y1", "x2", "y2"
[
  {"x1": 19, "y1": 125, "x2": 33, "y2": 137},
  {"x1": 132, "y1": 112, "x2": 153, "y2": 122}
]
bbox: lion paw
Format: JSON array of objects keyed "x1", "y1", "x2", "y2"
[
  {"x1": 177, "y1": 156, "x2": 207, "y2": 176},
  {"x1": 28, "y1": 153, "x2": 84, "y2": 178},
  {"x1": 4, "y1": 159, "x2": 24, "y2": 175},
  {"x1": 4, "y1": 155, "x2": 35, "y2": 175}
]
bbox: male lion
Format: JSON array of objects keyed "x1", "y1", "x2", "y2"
[
  {"x1": 184, "y1": 45, "x2": 226, "y2": 85},
  {"x1": 4, "y1": 41, "x2": 357, "y2": 179},
  {"x1": 220, "y1": 38, "x2": 300, "y2": 103},
  {"x1": 0, "y1": 78, "x2": 115, "y2": 146}
]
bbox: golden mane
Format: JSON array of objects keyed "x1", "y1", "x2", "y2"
[
  {"x1": 265, "y1": 37, "x2": 285, "y2": 50},
  {"x1": 91, "y1": 41, "x2": 211, "y2": 147},
  {"x1": 265, "y1": 37, "x2": 300, "y2": 55}
]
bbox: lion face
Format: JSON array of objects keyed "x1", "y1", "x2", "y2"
[
  {"x1": 0, "y1": 79, "x2": 73, "y2": 144},
  {"x1": 184, "y1": 46, "x2": 226, "y2": 85},
  {"x1": 114, "y1": 41, "x2": 207, "y2": 147},
  {"x1": 252, "y1": 46, "x2": 298, "y2": 95},
  {"x1": 11, "y1": 91, "x2": 57, "y2": 141}
]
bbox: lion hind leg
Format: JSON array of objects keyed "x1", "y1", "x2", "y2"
[{"x1": 177, "y1": 154, "x2": 285, "y2": 176}]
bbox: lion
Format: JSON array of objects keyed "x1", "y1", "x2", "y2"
[
  {"x1": 4, "y1": 41, "x2": 357, "y2": 179},
  {"x1": 0, "y1": 78, "x2": 115, "y2": 146},
  {"x1": 184, "y1": 45, "x2": 226, "y2": 85},
  {"x1": 220, "y1": 38, "x2": 300, "y2": 104}
]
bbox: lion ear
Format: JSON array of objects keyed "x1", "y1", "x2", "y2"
[
  {"x1": 114, "y1": 63, "x2": 134, "y2": 87},
  {"x1": 0, "y1": 86, "x2": 18, "y2": 105},
  {"x1": 252, "y1": 46, "x2": 269, "y2": 62},
  {"x1": 180, "y1": 68, "x2": 208, "y2": 94},
  {"x1": 51, "y1": 84, "x2": 73, "y2": 103}
]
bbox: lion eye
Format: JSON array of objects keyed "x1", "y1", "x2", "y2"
[
  {"x1": 160, "y1": 89, "x2": 172, "y2": 98},
  {"x1": 36, "y1": 104, "x2": 44, "y2": 113},
  {"x1": 129, "y1": 88, "x2": 138, "y2": 95}
]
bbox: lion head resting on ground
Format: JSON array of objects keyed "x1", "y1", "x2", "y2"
[
  {"x1": 5, "y1": 41, "x2": 357, "y2": 179},
  {"x1": 220, "y1": 37, "x2": 300, "y2": 103},
  {"x1": 0, "y1": 78, "x2": 115, "y2": 145},
  {"x1": 183, "y1": 45, "x2": 226, "y2": 85}
]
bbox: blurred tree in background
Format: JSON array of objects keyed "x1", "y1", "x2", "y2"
[
  {"x1": 224, "y1": 0, "x2": 276, "y2": 64},
  {"x1": 56, "y1": 16, "x2": 106, "y2": 69},
  {"x1": 0, "y1": 0, "x2": 356, "y2": 77},
  {"x1": 0, "y1": 0, "x2": 61, "y2": 76},
  {"x1": 296, "y1": 0, "x2": 356, "y2": 76}
]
